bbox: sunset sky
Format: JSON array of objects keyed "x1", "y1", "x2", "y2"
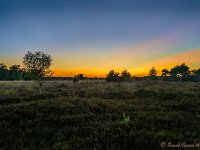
[{"x1": 0, "y1": 0, "x2": 200, "y2": 77}]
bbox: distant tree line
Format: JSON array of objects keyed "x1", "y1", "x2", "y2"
[
  {"x1": 106, "y1": 69, "x2": 131, "y2": 82},
  {"x1": 0, "y1": 51, "x2": 200, "y2": 82},
  {"x1": 161, "y1": 63, "x2": 200, "y2": 81},
  {"x1": 0, "y1": 64, "x2": 23, "y2": 80},
  {"x1": 106, "y1": 63, "x2": 200, "y2": 82}
]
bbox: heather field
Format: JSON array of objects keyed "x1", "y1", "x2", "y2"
[{"x1": 0, "y1": 80, "x2": 200, "y2": 150}]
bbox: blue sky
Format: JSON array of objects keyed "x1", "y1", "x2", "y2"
[{"x1": 0, "y1": 0, "x2": 200, "y2": 76}]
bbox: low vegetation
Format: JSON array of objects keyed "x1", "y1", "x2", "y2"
[{"x1": 0, "y1": 80, "x2": 200, "y2": 150}]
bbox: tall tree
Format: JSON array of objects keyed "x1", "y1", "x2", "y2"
[{"x1": 23, "y1": 51, "x2": 53, "y2": 80}]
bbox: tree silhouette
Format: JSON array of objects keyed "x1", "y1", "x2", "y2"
[
  {"x1": 106, "y1": 70, "x2": 120, "y2": 82},
  {"x1": 0, "y1": 63, "x2": 8, "y2": 80},
  {"x1": 23, "y1": 51, "x2": 53, "y2": 80},
  {"x1": 170, "y1": 63, "x2": 190, "y2": 81},
  {"x1": 8, "y1": 65, "x2": 22, "y2": 80},
  {"x1": 121, "y1": 69, "x2": 131, "y2": 81},
  {"x1": 148, "y1": 67, "x2": 157, "y2": 77}
]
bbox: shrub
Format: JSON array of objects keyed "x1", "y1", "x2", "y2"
[
  {"x1": 121, "y1": 70, "x2": 132, "y2": 81},
  {"x1": 106, "y1": 70, "x2": 121, "y2": 82},
  {"x1": 73, "y1": 74, "x2": 87, "y2": 82}
]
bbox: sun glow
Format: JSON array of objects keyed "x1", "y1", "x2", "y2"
[{"x1": 51, "y1": 48, "x2": 200, "y2": 78}]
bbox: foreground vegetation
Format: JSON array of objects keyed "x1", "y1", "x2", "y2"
[{"x1": 0, "y1": 80, "x2": 200, "y2": 150}]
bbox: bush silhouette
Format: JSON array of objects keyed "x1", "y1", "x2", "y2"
[
  {"x1": 121, "y1": 69, "x2": 131, "y2": 81},
  {"x1": 0, "y1": 63, "x2": 8, "y2": 80},
  {"x1": 106, "y1": 70, "x2": 121, "y2": 82},
  {"x1": 170, "y1": 63, "x2": 190, "y2": 81},
  {"x1": 148, "y1": 67, "x2": 157, "y2": 77},
  {"x1": 7, "y1": 65, "x2": 22, "y2": 80},
  {"x1": 73, "y1": 74, "x2": 87, "y2": 82}
]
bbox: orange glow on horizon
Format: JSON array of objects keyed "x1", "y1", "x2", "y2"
[
  {"x1": 1, "y1": 46, "x2": 199, "y2": 78},
  {"x1": 52, "y1": 48, "x2": 200, "y2": 78}
]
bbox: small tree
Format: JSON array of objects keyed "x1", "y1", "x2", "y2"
[
  {"x1": 148, "y1": 67, "x2": 157, "y2": 77},
  {"x1": 106, "y1": 70, "x2": 120, "y2": 82},
  {"x1": 170, "y1": 63, "x2": 190, "y2": 81},
  {"x1": 121, "y1": 69, "x2": 131, "y2": 81},
  {"x1": 23, "y1": 51, "x2": 53, "y2": 92}
]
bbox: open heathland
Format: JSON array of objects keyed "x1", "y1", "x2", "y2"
[{"x1": 0, "y1": 80, "x2": 200, "y2": 150}]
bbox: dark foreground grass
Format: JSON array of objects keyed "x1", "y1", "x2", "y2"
[{"x1": 0, "y1": 80, "x2": 200, "y2": 150}]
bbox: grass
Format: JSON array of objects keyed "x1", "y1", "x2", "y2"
[{"x1": 0, "y1": 80, "x2": 200, "y2": 150}]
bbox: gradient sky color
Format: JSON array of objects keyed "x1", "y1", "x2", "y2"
[{"x1": 1, "y1": 0, "x2": 200, "y2": 77}]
